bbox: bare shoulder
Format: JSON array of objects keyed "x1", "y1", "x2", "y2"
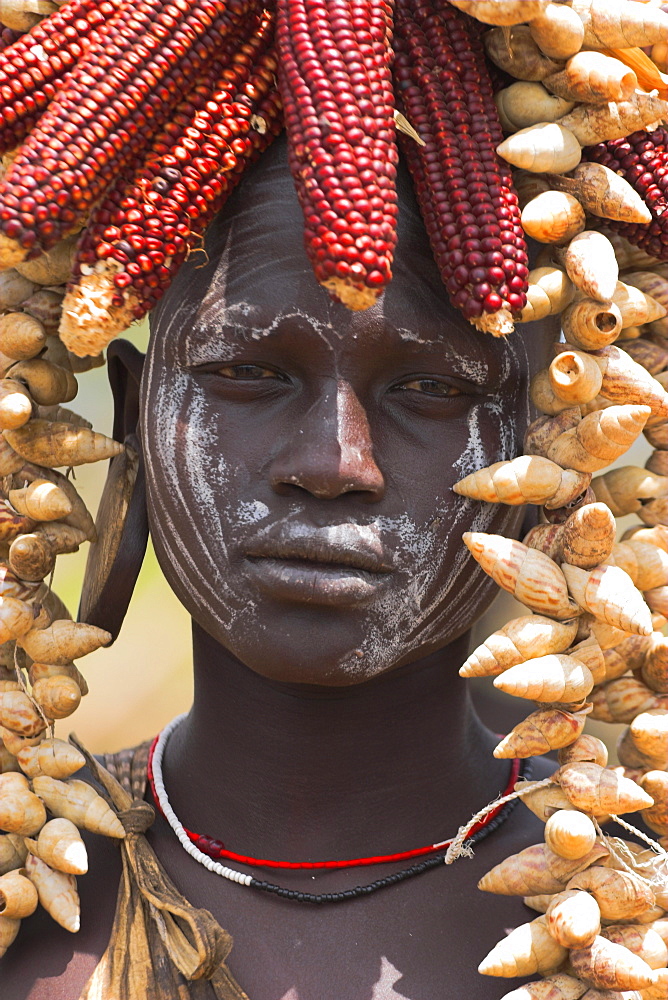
[{"x1": 0, "y1": 803, "x2": 122, "y2": 1000}]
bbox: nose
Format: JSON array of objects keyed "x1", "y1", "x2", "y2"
[{"x1": 269, "y1": 380, "x2": 385, "y2": 501}]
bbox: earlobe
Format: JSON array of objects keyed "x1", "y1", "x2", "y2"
[{"x1": 78, "y1": 339, "x2": 149, "y2": 641}]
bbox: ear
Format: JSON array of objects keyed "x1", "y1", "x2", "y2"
[{"x1": 78, "y1": 339, "x2": 150, "y2": 641}]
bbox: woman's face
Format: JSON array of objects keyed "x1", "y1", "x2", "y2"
[{"x1": 141, "y1": 143, "x2": 553, "y2": 686}]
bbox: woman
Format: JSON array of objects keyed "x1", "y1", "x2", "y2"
[{"x1": 2, "y1": 136, "x2": 558, "y2": 999}]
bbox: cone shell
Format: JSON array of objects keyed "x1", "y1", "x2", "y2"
[
  {"x1": 18, "y1": 620, "x2": 111, "y2": 665},
  {"x1": 589, "y1": 677, "x2": 659, "y2": 724},
  {"x1": 630, "y1": 710, "x2": 668, "y2": 766},
  {"x1": 562, "y1": 563, "x2": 653, "y2": 636},
  {"x1": 557, "y1": 762, "x2": 654, "y2": 816},
  {"x1": 519, "y1": 780, "x2": 579, "y2": 823},
  {"x1": 546, "y1": 888, "x2": 601, "y2": 948},
  {"x1": 17, "y1": 738, "x2": 84, "y2": 779},
  {"x1": 558, "y1": 735, "x2": 608, "y2": 767},
  {"x1": 0, "y1": 832, "x2": 26, "y2": 876},
  {"x1": 4, "y1": 420, "x2": 122, "y2": 468},
  {"x1": 453, "y1": 455, "x2": 591, "y2": 508},
  {"x1": 638, "y1": 771, "x2": 668, "y2": 836},
  {"x1": 479, "y1": 842, "x2": 609, "y2": 896},
  {"x1": 569, "y1": 936, "x2": 657, "y2": 990},
  {"x1": 546, "y1": 405, "x2": 651, "y2": 473},
  {"x1": 0, "y1": 868, "x2": 37, "y2": 919},
  {"x1": 24, "y1": 817, "x2": 87, "y2": 876},
  {"x1": 561, "y1": 503, "x2": 616, "y2": 570},
  {"x1": 461, "y1": 616, "x2": 579, "y2": 678},
  {"x1": 544, "y1": 809, "x2": 598, "y2": 860},
  {"x1": 31, "y1": 776, "x2": 124, "y2": 838},
  {"x1": 24, "y1": 853, "x2": 79, "y2": 933},
  {"x1": 494, "y1": 705, "x2": 591, "y2": 758},
  {"x1": 478, "y1": 914, "x2": 568, "y2": 977},
  {"x1": 463, "y1": 533, "x2": 581, "y2": 619},
  {"x1": 494, "y1": 654, "x2": 594, "y2": 702},
  {"x1": 0, "y1": 913, "x2": 19, "y2": 957}
]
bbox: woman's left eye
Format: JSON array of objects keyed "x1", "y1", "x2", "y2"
[
  {"x1": 215, "y1": 364, "x2": 283, "y2": 380},
  {"x1": 397, "y1": 378, "x2": 462, "y2": 397}
]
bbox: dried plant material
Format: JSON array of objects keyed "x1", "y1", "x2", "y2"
[
  {"x1": 24, "y1": 853, "x2": 79, "y2": 933},
  {"x1": 638, "y1": 771, "x2": 668, "y2": 836},
  {"x1": 18, "y1": 620, "x2": 111, "y2": 665},
  {"x1": 521, "y1": 266, "x2": 575, "y2": 323},
  {"x1": 544, "y1": 809, "x2": 597, "y2": 861},
  {"x1": 562, "y1": 503, "x2": 616, "y2": 570},
  {"x1": 5, "y1": 419, "x2": 122, "y2": 468},
  {"x1": 31, "y1": 675, "x2": 81, "y2": 720},
  {"x1": 479, "y1": 842, "x2": 608, "y2": 896},
  {"x1": 0, "y1": 780, "x2": 45, "y2": 835},
  {"x1": 498, "y1": 122, "x2": 582, "y2": 174},
  {"x1": 557, "y1": 734, "x2": 608, "y2": 767},
  {"x1": 461, "y1": 615, "x2": 578, "y2": 679},
  {"x1": 0, "y1": 379, "x2": 32, "y2": 431},
  {"x1": 560, "y1": 231, "x2": 618, "y2": 303},
  {"x1": 561, "y1": 299, "x2": 623, "y2": 351},
  {"x1": 593, "y1": 467, "x2": 668, "y2": 517},
  {"x1": 0, "y1": 313, "x2": 47, "y2": 362},
  {"x1": 463, "y1": 532, "x2": 580, "y2": 619},
  {"x1": 0, "y1": 833, "x2": 26, "y2": 876},
  {"x1": 8, "y1": 479, "x2": 72, "y2": 522},
  {"x1": 0, "y1": 868, "x2": 38, "y2": 919},
  {"x1": 570, "y1": 935, "x2": 657, "y2": 990},
  {"x1": 546, "y1": 887, "x2": 601, "y2": 948},
  {"x1": 550, "y1": 351, "x2": 603, "y2": 405},
  {"x1": 17, "y1": 738, "x2": 84, "y2": 779},
  {"x1": 557, "y1": 762, "x2": 654, "y2": 815},
  {"x1": 454, "y1": 455, "x2": 591, "y2": 508},
  {"x1": 590, "y1": 676, "x2": 660, "y2": 724},
  {"x1": 6, "y1": 359, "x2": 76, "y2": 407},
  {"x1": 24, "y1": 817, "x2": 87, "y2": 876},
  {"x1": 478, "y1": 914, "x2": 567, "y2": 977},
  {"x1": 0, "y1": 914, "x2": 19, "y2": 958},
  {"x1": 567, "y1": 868, "x2": 656, "y2": 923},
  {"x1": 31, "y1": 776, "x2": 124, "y2": 838},
  {"x1": 0, "y1": 689, "x2": 44, "y2": 738},
  {"x1": 484, "y1": 25, "x2": 564, "y2": 81},
  {"x1": 522, "y1": 192, "x2": 586, "y2": 245},
  {"x1": 630, "y1": 709, "x2": 668, "y2": 766},
  {"x1": 494, "y1": 705, "x2": 591, "y2": 758},
  {"x1": 571, "y1": 0, "x2": 668, "y2": 49},
  {"x1": 494, "y1": 653, "x2": 594, "y2": 702},
  {"x1": 545, "y1": 52, "x2": 637, "y2": 104},
  {"x1": 529, "y1": 3, "x2": 584, "y2": 59},
  {"x1": 549, "y1": 164, "x2": 652, "y2": 225}
]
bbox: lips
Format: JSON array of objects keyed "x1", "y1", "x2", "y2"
[{"x1": 242, "y1": 522, "x2": 395, "y2": 606}]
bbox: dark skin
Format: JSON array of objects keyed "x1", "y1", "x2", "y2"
[{"x1": 2, "y1": 141, "x2": 558, "y2": 999}]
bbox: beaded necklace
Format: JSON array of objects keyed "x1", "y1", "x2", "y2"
[{"x1": 148, "y1": 713, "x2": 530, "y2": 904}]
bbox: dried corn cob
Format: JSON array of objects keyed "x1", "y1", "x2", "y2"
[
  {"x1": 393, "y1": 0, "x2": 528, "y2": 336},
  {"x1": 60, "y1": 12, "x2": 281, "y2": 356},
  {"x1": 275, "y1": 0, "x2": 397, "y2": 312},
  {"x1": 0, "y1": 0, "x2": 256, "y2": 266}
]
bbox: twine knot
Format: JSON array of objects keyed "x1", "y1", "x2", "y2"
[{"x1": 119, "y1": 798, "x2": 156, "y2": 835}]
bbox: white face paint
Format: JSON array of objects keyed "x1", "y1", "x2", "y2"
[{"x1": 141, "y1": 139, "x2": 547, "y2": 686}]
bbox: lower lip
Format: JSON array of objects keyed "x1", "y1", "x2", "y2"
[{"x1": 244, "y1": 558, "x2": 390, "y2": 607}]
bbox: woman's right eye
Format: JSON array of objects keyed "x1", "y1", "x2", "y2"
[{"x1": 215, "y1": 364, "x2": 284, "y2": 380}]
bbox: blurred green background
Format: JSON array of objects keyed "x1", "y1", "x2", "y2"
[{"x1": 54, "y1": 322, "x2": 652, "y2": 757}]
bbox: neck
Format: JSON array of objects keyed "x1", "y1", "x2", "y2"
[{"x1": 162, "y1": 622, "x2": 510, "y2": 860}]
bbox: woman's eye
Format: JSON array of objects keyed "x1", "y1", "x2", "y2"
[
  {"x1": 398, "y1": 378, "x2": 462, "y2": 397},
  {"x1": 216, "y1": 364, "x2": 282, "y2": 380}
]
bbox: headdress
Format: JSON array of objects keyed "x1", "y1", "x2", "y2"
[{"x1": 0, "y1": 0, "x2": 666, "y2": 995}]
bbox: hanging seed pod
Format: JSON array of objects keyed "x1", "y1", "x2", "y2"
[
  {"x1": 478, "y1": 914, "x2": 567, "y2": 978},
  {"x1": 521, "y1": 192, "x2": 586, "y2": 245},
  {"x1": 544, "y1": 406, "x2": 651, "y2": 474},
  {"x1": 24, "y1": 853, "x2": 79, "y2": 933},
  {"x1": 484, "y1": 26, "x2": 564, "y2": 82},
  {"x1": 641, "y1": 635, "x2": 668, "y2": 694},
  {"x1": 0, "y1": 781, "x2": 45, "y2": 835},
  {"x1": 521, "y1": 267, "x2": 575, "y2": 324},
  {"x1": 454, "y1": 456, "x2": 591, "y2": 508},
  {"x1": 495, "y1": 83, "x2": 575, "y2": 132},
  {"x1": 4, "y1": 420, "x2": 122, "y2": 468},
  {"x1": 589, "y1": 677, "x2": 660, "y2": 724},
  {"x1": 493, "y1": 705, "x2": 592, "y2": 759},
  {"x1": 0, "y1": 914, "x2": 19, "y2": 957},
  {"x1": 562, "y1": 503, "x2": 617, "y2": 570},
  {"x1": 31, "y1": 676, "x2": 80, "y2": 721},
  {"x1": 460, "y1": 615, "x2": 579, "y2": 678},
  {"x1": 0, "y1": 313, "x2": 47, "y2": 362},
  {"x1": 637, "y1": 771, "x2": 668, "y2": 837},
  {"x1": 629, "y1": 710, "x2": 668, "y2": 765},
  {"x1": 592, "y1": 467, "x2": 668, "y2": 518},
  {"x1": 544, "y1": 809, "x2": 597, "y2": 861},
  {"x1": 31, "y1": 777, "x2": 124, "y2": 838},
  {"x1": 601, "y1": 925, "x2": 667, "y2": 972},
  {"x1": 562, "y1": 564, "x2": 653, "y2": 636},
  {"x1": 561, "y1": 299, "x2": 623, "y2": 351},
  {"x1": 519, "y1": 781, "x2": 578, "y2": 823},
  {"x1": 602, "y1": 632, "x2": 654, "y2": 682},
  {"x1": 558, "y1": 734, "x2": 608, "y2": 767},
  {"x1": 8, "y1": 533, "x2": 56, "y2": 582},
  {"x1": 17, "y1": 620, "x2": 111, "y2": 665},
  {"x1": 0, "y1": 868, "x2": 37, "y2": 919},
  {"x1": 567, "y1": 868, "x2": 656, "y2": 922},
  {"x1": 24, "y1": 817, "x2": 87, "y2": 876},
  {"x1": 557, "y1": 762, "x2": 654, "y2": 816},
  {"x1": 6, "y1": 360, "x2": 76, "y2": 408},
  {"x1": 497, "y1": 973, "x2": 588, "y2": 1000},
  {"x1": 545, "y1": 888, "x2": 601, "y2": 949},
  {"x1": 463, "y1": 533, "x2": 581, "y2": 619},
  {"x1": 8, "y1": 479, "x2": 72, "y2": 522},
  {"x1": 559, "y1": 232, "x2": 619, "y2": 303},
  {"x1": 497, "y1": 123, "x2": 582, "y2": 174},
  {"x1": 569, "y1": 936, "x2": 657, "y2": 991},
  {"x1": 0, "y1": 833, "x2": 26, "y2": 876},
  {"x1": 493, "y1": 653, "x2": 594, "y2": 702},
  {"x1": 0, "y1": 689, "x2": 44, "y2": 738},
  {"x1": 17, "y1": 738, "x2": 84, "y2": 780},
  {"x1": 550, "y1": 351, "x2": 603, "y2": 405},
  {"x1": 544, "y1": 52, "x2": 637, "y2": 104},
  {"x1": 0, "y1": 379, "x2": 32, "y2": 430},
  {"x1": 478, "y1": 842, "x2": 608, "y2": 896},
  {"x1": 548, "y1": 164, "x2": 652, "y2": 226}
]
